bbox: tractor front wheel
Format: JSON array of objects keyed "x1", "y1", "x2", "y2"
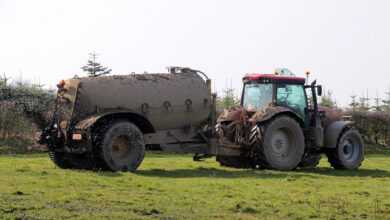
[{"x1": 326, "y1": 129, "x2": 364, "y2": 170}]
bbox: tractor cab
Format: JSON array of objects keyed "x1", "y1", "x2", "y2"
[{"x1": 242, "y1": 70, "x2": 322, "y2": 127}]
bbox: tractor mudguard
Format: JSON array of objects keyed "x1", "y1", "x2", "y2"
[
  {"x1": 251, "y1": 106, "x2": 304, "y2": 126},
  {"x1": 324, "y1": 121, "x2": 353, "y2": 148},
  {"x1": 217, "y1": 106, "x2": 243, "y2": 123},
  {"x1": 217, "y1": 105, "x2": 303, "y2": 126}
]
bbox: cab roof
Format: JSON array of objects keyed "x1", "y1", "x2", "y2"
[{"x1": 243, "y1": 73, "x2": 306, "y2": 84}]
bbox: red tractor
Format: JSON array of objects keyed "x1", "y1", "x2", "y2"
[{"x1": 215, "y1": 70, "x2": 364, "y2": 170}]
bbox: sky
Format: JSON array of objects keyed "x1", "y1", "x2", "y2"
[{"x1": 0, "y1": 0, "x2": 389, "y2": 106}]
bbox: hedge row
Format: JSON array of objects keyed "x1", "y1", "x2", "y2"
[{"x1": 349, "y1": 111, "x2": 390, "y2": 146}]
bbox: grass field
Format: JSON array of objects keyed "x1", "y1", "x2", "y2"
[{"x1": 1, "y1": 152, "x2": 390, "y2": 220}]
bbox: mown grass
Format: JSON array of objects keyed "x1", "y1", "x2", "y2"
[{"x1": 1, "y1": 152, "x2": 390, "y2": 220}]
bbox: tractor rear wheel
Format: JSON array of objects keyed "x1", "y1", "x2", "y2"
[
  {"x1": 326, "y1": 129, "x2": 364, "y2": 170},
  {"x1": 259, "y1": 116, "x2": 305, "y2": 170},
  {"x1": 98, "y1": 121, "x2": 145, "y2": 172}
]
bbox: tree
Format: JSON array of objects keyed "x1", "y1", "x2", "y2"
[
  {"x1": 350, "y1": 94, "x2": 359, "y2": 112},
  {"x1": 320, "y1": 90, "x2": 336, "y2": 108},
  {"x1": 0, "y1": 73, "x2": 10, "y2": 87},
  {"x1": 358, "y1": 91, "x2": 370, "y2": 112},
  {"x1": 217, "y1": 87, "x2": 240, "y2": 109},
  {"x1": 372, "y1": 92, "x2": 382, "y2": 112},
  {"x1": 81, "y1": 52, "x2": 112, "y2": 77},
  {"x1": 383, "y1": 86, "x2": 390, "y2": 113}
]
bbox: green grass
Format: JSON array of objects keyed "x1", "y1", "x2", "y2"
[{"x1": 1, "y1": 152, "x2": 390, "y2": 220}]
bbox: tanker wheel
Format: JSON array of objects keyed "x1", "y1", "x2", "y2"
[
  {"x1": 326, "y1": 129, "x2": 364, "y2": 170},
  {"x1": 99, "y1": 121, "x2": 145, "y2": 172},
  {"x1": 259, "y1": 116, "x2": 305, "y2": 171},
  {"x1": 298, "y1": 154, "x2": 321, "y2": 168},
  {"x1": 217, "y1": 156, "x2": 252, "y2": 168},
  {"x1": 48, "y1": 151, "x2": 74, "y2": 169}
]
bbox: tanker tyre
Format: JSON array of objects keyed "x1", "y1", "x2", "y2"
[
  {"x1": 260, "y1": 116, "x2": 305, "y2": 171},
  {"x1": 326, "y1": 129, "x2": 364, "y2": 170},
  {"x1": 48, "y1": 151, "x2": 74, "y2": 169},
  {"x1": 99, "y1": 121, "x2": 145, "y2": 172},
  {"x1": 298, "y1": 154, "x2": 321, "y2": 168}
]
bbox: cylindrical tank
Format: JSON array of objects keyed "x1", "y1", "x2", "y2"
[{"x1": 72, "y1": 71, "x2": 211, "y2": 130}]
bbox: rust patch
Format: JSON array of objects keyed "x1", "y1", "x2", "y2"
[{"x1": 74, "y1": 116, "x2": 100, "y2": 130}]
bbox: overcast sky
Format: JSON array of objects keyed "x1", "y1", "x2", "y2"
[{"x1": 1, "y1": 0, "x2": 389, "y2": 106}]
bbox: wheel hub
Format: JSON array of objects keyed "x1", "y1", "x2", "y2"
[
  {"x1": 271, "y1": 129, "x2": 290, "y2": 156},
  {"x1": 111, "y1": 135, "x2": 130, "y2": 159},
  {"x1": 342, "y1": 139, "x2": 355, "y2": 160}
]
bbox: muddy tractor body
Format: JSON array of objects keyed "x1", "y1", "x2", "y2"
[{"x1": 216, "y1": 72, "x2": 364, "y2": 170}]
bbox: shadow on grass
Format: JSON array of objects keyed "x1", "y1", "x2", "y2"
[
  {"x1": 96, "y1": 171, "x2": 124, "y2": 177},
  {"x1": 295, "y1": 167, "x2": 390, "y2": 178},
  {"x1": 136, "y1": 167, "x2": 390, "y2": 179},
  {"x1": 136, "y1": 167, "x2": 290, "y2": 179}
]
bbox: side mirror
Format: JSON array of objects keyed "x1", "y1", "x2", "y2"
[{"x1": 317, "y1": 85, "x2": 322, "y2": 96}]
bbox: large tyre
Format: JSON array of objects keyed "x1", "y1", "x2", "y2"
[
  {"x1": 99, "y1": 121, "x2": 145, "y2": 172},
  {"x1": 298, "y1": 154, "x2": 321, "y2": 168},
  {"x1": 259, "y1": 116, "x2": 305, "y2": 171},
  {"x1": 326, "y1": 129, "x2": 364, "y2": 170},
  {"x1": 216, "y1": 156, "x2": 252, "y2": 168}
]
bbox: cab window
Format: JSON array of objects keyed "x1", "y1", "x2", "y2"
[
  {"x1": 242, "y1": 83, "x2": 273, "y2": 111},
  {"x1": 276, "y1": 84, "x2": 307, "y2": 118}
]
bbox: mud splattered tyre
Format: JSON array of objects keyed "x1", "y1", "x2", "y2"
[
  {"x1": 260, "y1": 116, "x2": 305, "y2": 171},
  {"x1": 298, "y1": 154, "x2": 321, "y2": 168},
  {"x1": 216, "y1": 156, "x2": 252, "y2": 168},
  {"x1": 99, "y1": 121, "x2": 145, "y2": 172},
  {"x1": 326, "y1": 129, "x2": 364, "y2": 170}
]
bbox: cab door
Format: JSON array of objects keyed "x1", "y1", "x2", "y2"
[{"x1": 276, "y1": 84, "x2": 308, "y2": 124}]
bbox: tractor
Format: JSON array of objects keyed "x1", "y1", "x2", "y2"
[{"x1": 215, "y1": 69, "x2": 364, "y2": 170}]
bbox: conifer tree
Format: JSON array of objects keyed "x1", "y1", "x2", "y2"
[
  {"x1": 350, "y1": 94, "x2": 359, "y2": 112},
  {"x1": 372, "y1": 92, "x2": 382, "y2": 112},
  {"x1": 383, "y1": 87, "x2": 390, "y2": 112},
  {"x1": 320, "y1": 90, "x2": 336, "y2": 108},
  {"x1": 358, "y1": 91, "x2": 370, "y2": 112},
  {"x1": 81, "y1": 52, "x2": 112, "y2": 77},
  {"x1": 217, "y1": 87, "x2": 240, "y2": 109}
]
